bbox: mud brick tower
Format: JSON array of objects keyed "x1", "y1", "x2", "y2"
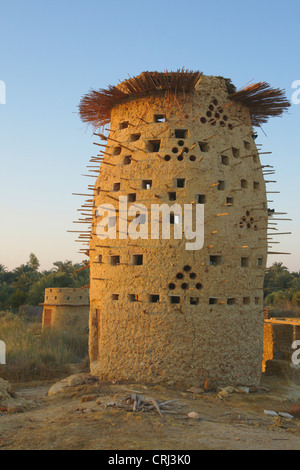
[
  {"x1": 78, "y1": 70, "x2": 289, "y2": 387},
  {"x1": 41, "y1": 287, "x2": 89, "y2": 333}
]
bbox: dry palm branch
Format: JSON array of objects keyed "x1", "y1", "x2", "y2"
[
  {"x1": 79, "y1": 70, "x2": 290, "y2": 128},
  {"x1": 105, "y1": 393, "x2": 186, "y2": 417},
  {"x1": 229, "y1": 81, "x2": 290, "y2": 126}
]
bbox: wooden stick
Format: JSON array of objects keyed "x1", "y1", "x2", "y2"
[
  {"x1": 93, "y1": 133, "x2": 107, "y2": 140},
  {"x1": 266, "y1": 232, "x2": 292, "y2": 235},
  {"x1": 203, "y1": 133, "x2": 218, "y2": 141},
  {"x1": 137, "y1": 117, "x2": 149, "y2": 124},
  {"x1": 93, "y1": 142, "x2": 107, "y2": 147},
  {"x1": 101, "y1": 161, "x2": 115, "y2": 166},
  {"x1": 151, "y1": 399, "x2": 164, "y2": 418},
  {"x1": 99, "y1": 151, "x2": 112, "y2": 157},
  {"x1": 107, "y1": 194, "x2": 119, "y2": 201}
]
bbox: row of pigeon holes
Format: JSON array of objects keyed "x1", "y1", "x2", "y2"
[
  {"x1": 113, "y1": 139, "x2": 258, "y2": 168},
  {"x1": 110, "y1": 293, "x2": 201, "y2": 305},
  {"x1": 97, "y1": 255, "x2": 263, "y2": 268},
  {"x1": 119, "y1": 102, "x2": 233, "y2": 130},
  {"x1": 109, "y1": 293, "x2": 262, "y2": 306}
]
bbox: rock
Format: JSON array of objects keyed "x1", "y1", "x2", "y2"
[
  {"x1": 186, "y1": 387, "x2": 204, "y2": 394},
  {"x1": 81, "y1": 394, "x2": 97, "y2": 403},
  {"x1": 237, "y1": 386, "x2": 250, "y2": 394},
  {"x1": 7, "y1": 403, "x2": 25, "y2": 414},
  {"x1": 47, "y1": 373, "x2": 98, "y2": 396},
  {"x1": 188, "y1": 411, "x2": 200, "y2": 420},
  {"x1": 222, "y1": 386, "x2": 235, "y2": 394},
  {"x1": 264, "y1": 410, "x2": 278, "y2": 417},
  {"x1": 105, "y1": 401, "x2": 115, "y2": 408},
  {"x1": 278, "y1": 412, "x2": 294, "y2": 419},
  {"x1": 218, "y1": 390, "x2": 230, "y2": 399},
  {"x1": 203, "y1": 379, "x2": 215, "y2": 392},
  {"x1": 287, "y1": 405, "x2": 300, "y2": 418}
]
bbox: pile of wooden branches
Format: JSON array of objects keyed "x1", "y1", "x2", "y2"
[{"x1": 105, "y1": 393, "x2": 186, "y2": 417}]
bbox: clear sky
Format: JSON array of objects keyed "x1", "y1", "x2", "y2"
[{"x1": 0, "y1": 0, "x2": 299, "y2": 272}]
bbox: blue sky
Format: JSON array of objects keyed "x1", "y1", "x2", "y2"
[{"x1": 0, "y1": 0, "x2": 299, "y2": 271}]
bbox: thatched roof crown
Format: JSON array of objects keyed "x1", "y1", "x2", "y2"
[{"x1": 79, "y1": 69, "x2": 290, "y2": 128}]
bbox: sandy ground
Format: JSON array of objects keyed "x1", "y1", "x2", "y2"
[{"x1": 0, "y1": 375, "x2": 300, "y2": 450}]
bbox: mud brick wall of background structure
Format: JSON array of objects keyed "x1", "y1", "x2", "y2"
[{"x1": 42, "y1": 288, "x2": 89, "y2": 333}]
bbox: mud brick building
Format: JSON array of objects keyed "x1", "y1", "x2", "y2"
[{"x1": 41, "y1": 287, "x2": 89, "y2": 334}]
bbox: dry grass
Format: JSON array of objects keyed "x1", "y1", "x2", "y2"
[{"x1": 0, "y1": 312, "x2": 88, "y2": 382}]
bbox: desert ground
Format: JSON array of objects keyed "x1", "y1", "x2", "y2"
[{"x1": 0, "y1": 371, "x2": 300, "y2": 451}]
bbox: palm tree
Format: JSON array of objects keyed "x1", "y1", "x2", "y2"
[
  {"x1": 264, "y1": 262, "x2": 292, "y2": 296},
  {"x1": 13, "y1": 264, "x2": 39, "y2": 291},
  {"x1": 52, "y1": 260, "x2": 74, "y2": 275}
]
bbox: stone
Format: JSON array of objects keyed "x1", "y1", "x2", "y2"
[
  {"x1": 81, "y1": 394, "x2": 97, "y2": 403},
  {"x1": 278, "y1": 412, "x2": 294, "y2": 419},
  {"x1": 218, "y1": 390, "x2": 230, "y2": 399},
  {"x1": 47, "y1": 373, "x2": 96, "y2": 396},
  {"x1": 222, "y1": 386, "x2": 235, "y2": 393},
  {"x1": 264, "y1": 410, "x2": 278, "y2": 417},
  {"x1": 287, "y1": 404, "x2": 300, "y2": 418},
  {"x1": 203, "y1": 379, "x2": 216, "y2": 392},
  {"x1": 186, "y1": 387, "x2": 204, "y2": 394},
  {"x1": 105, "y1": 402, "x2": 116, "y2": 408},
  {"x1": 237, "y1": 386, "x2": 250, "y2": 394},
  {"x1": 7, "y1": 403, "x2": 25, "y2": 414}
]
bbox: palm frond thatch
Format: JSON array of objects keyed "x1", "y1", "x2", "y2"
[
  {"x1": 229, "y1": 82, "x2": 290, "y2": 126},
  {"x1": 79, "y1": 69, "x2": 202, "y2": 128},
  {"x1": 79, "y1": 71, "x2": 290, "y2": 128}
]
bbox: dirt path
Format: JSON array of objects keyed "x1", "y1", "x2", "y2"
[{"x1": 0, "y1": 376, "x2": 300, "y2": 450}]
